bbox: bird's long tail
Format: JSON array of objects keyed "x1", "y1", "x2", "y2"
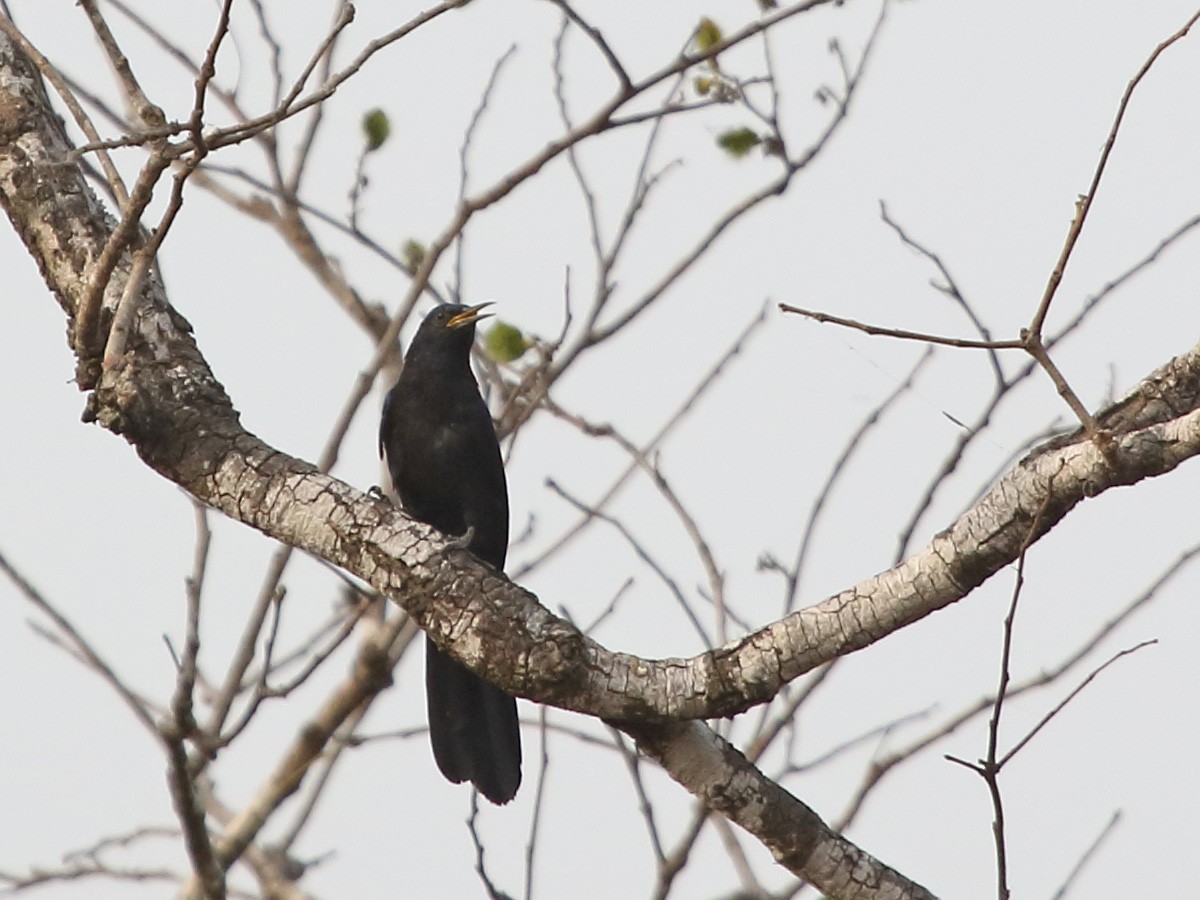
[{"x1": 425, "y1": 636, "x2": 522, "y2": 805}]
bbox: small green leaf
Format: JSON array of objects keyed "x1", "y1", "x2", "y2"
[
  {"x1": 694, "y1": 75, "x2": 714, "y2": 96},
  {"x1": 362, "y1": 108, "x2": 390, "y2": 151},
  {"x1": 716, "y1": 127, "x2": 762, "y2": 159},
  {"x1": 694, "y1": 17, "x2": 723, "y2": 53},
  {"x1": 401, "y1": 239, "x2": 426, "y2": 274},
  {"x1": 485, "y1": 321, "x2": 530, "y2": 363}
]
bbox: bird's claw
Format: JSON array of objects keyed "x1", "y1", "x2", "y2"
[{"x1": 443, "y1": 524, "x2": 476, "y2": 552}]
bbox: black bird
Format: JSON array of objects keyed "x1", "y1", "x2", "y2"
[{"x1": 379, "y1": 302, "x2": 521, "y2": 805}]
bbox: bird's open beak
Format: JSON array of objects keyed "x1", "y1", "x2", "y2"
[{"x1": 447, "y1": 302, "x2": 494, "y2": 329}]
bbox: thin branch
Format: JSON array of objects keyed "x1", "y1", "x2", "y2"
[
  {"x1": 207, "y1": 547, "x2": 289, "y2": 738},
  {"x1": 181, "y1": 616, "x2": 408, "y2": 897},
  {"x1": 879, "y1": 201, "x2": 1004, "y2": 385},
  {"x1": 998, "y1": 640, "x2": 1157, "y2": 769},
  {"x1": 552, "y1": 16, "x2": 605, "y2": 267},
  {"x1": 653, "y1": 804, "x2": 710, "y2": 900},
  {"x1": 0, "y1": 549, "x2": 160, "y2": 739},
  {"x1": 248, "y1": 1, "x2": 285, "y2": 109},
  {"x1": 0, "y1": 862, "x2": 184, "y2": 893},
  {"x1": 1049, "y1": 810, "x2": 1123, "y2": 900},
  {"x1": 514, "y1": 304, "x2": 767, "y2": 579},
  {"x1": 548, "y1": 0, "x2": 632, "y2": 92},
  {"x1": 837, "y1": 543, "x2": 1200, "y2": 832},
  {"x1": 74, "y1": 154, "x2": 165, "y2": 360},
  {"x1": 785, "y1": 705, "x2": 934, "y2": 776},
  {"x1": 713, "y1": 817, "x2": 767, "y2": 899},
  {"x1": 77, "y1": 0, "x2": 165, "y2": 127},
  {"x1": 162, "y1": 502, "x2": 223, "y2": 897},
  {"x1": 286, "y1": 2, "x2": 354, "y2": 195},
  {"x1": 278, "y1": 614, "x2": 420, "y2": 853},
  {"x1": 523, "y1": 705, "x2": 553, "y2": 900},
  {"x1": 988, "y1": 477, "x2": 1058, "y2": 897},
  {"x1": 62, "y1": 826, "x2": 181, "y2": 863},
  {"x1": 747, "y1": 661, "x2": 838, "y2": 766},
  {"x1": 779, "y1": 302, "x2": 1022, "y2": 351},
  {"x1": 1028, "y1": 9, "x2": 1200, "y2": 335},
  {"x1": 543, "y1": 399, "x2": 740, "y2": 636},
  {"x1": 1020, "y1": 331, "x2": 1104, "y2": 441},
  {"x1": 775, "y1": 345, "x2": 934, "y2": 614},
  {"x1": 467, "y1": 793, "x2": 508, "y2": 900},
  {"x1": 546, "y1": 477, "x2": 713, "y2": 647},
  {"x1": 892, "y1": 208, "x2": 1200, "y2": 562},
  {"x1": 453, "y1": 43, "x2": 518, "y2": 300},
  {"x1": 576, "y1": 0, "x2": 889, "y2": 355},
  {"x1": 607, "y1": 726, "x2": 666, "y2": 864},
  {"x1": 101, "y1": 244, "x2": 154, "y2": 367}
]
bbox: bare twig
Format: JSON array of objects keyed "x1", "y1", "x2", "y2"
[
  {"x1": 1019, "y1": 330, "x2": 1105, "y2": 442},
  {"x1": 774, "y1": 345, "x2": 934, "y2": 614},
  {"x1": 544, "y1": 399, "x2": 738, "y2": 637},
  {"x1": 607, "y1": 726, "x2": 666, "y2": 864},
  {"x1": 180, "y1": 615, "x2": 408, "y2": 897},
  {"x1": 515, "y1": 304, "x2": 767, "y2": 579},
  {"x1": 548, "y1": 0, "x2": 632, "y2": 92},
  {"x1": 101, "y1": 244, "x2": 154, "y2": 367},
  {"x1": 286, "y1": 2, "x2": 355, "y2": 195},
  {"x1": 1028, "y1": 9, "x2": 1200, "y2": 336},
  {"x1": 998, "y1": 640, "x2": 1157, "y2": 769},
  {"x1": 782, "y1": 10, "x2": 1200, "y2": 450},
  {"x1": 467, "y1": 793, "x2": 508, "y2": 900},
  {"x1": 453, "y1": 44, "x2": 519, "y2": 299},
  {"x1": 0, "y1": 549, "x2": 160, "y2": 738},
  {"x1": 546, "y1": 477, "x2": 712, "y2": 647},
  {"x1": 837, "y1": 543, "x2": 1200, "y2": 832},
  {"x1": 162, "y1": 503, "x2": 223, "y2": 898},
  {"x1": 1050, "y1": 810, "x2": 1123, "y2": 900},
  {"x1": 274, "y1": 614, "x2": 419, "y2": 854},
  {"x1": 779, "y1": 302, "x2": 1022, "y2": 351},
  {"x1": 879, "y1": 201, "x2": 1004, "y2": 385},
  {"x1": 248, "y1": 0, "x2": 286, "y2": 109},
  {"x1": 74, "y1": 155, "x2": 165, "y2": 360},
  {"x1": 523, "y1": 705, "x2": 553, "y2": 900},
  {"x1": 77, "y1": 0, "x2": 165, "y2": 127},
  {"x1": 713, "y1": 817, "x2": 767, "y2": 899},
  {"x1": 945, "y1": 474, "x2": 1060, "y2": 900}
]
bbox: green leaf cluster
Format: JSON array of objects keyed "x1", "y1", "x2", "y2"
[
  {"x1": 485, "y1": 322, "x2": 531, "y2": 363},
  {"x1": 362, "y1": 109, "x2": 390, "y2": 151},
  {"x1": 716, "y1": 127, "x2": 762, "y2": 159}
]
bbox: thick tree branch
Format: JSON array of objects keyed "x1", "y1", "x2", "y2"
[{"x1": 627, "y1": 720, "x2": 935, "y2": 899}]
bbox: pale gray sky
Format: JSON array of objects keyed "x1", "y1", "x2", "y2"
[{"x1": 2, "y1": 1, "x2": 1199, "y2": 898}]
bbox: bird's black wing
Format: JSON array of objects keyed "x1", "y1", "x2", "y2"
[
  {"x1": 382, "y1": 390, "x2": 508, "y2": 562},
  {"x1": 378, "y1": 386, "x2": 395, "y2": 464}
]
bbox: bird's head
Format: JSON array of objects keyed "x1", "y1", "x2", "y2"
[{"x1": 408, "y1": 302, "x2": 494, "y2": 359}]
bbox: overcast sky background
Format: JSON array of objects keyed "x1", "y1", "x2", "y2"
[{"x1": 2, "y1": 1, "x2": 1200, "y2": 898}]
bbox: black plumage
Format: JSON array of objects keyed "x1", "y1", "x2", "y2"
[{"x1": 379, "y1": 302, "x2": 521, "y2": 805}]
